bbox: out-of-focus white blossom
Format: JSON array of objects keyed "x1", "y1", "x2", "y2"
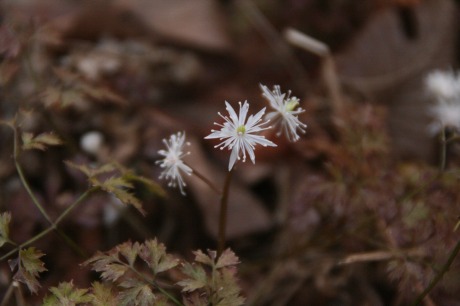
[
  {"x1": 80, "y1": 131, "x2": 104, "y2": 155},
  {"x1": 156, "y1": 132, "x2": 192, "y2": 195},
  {"x1": 425, "y1": 70, "x2": 460, "y2": 101},
  {"x1": 425, "y1": 70, "x2": 460, "y2": 133},
  {"x1": 429, "y1": 100, "x2": 460, "y2": 133},
  {"x1": 260, "y1": 84, "x2": 307, "y2": 142},
  {"x1": 205, "y1": 101, "x2": 277, "y2": 171}
]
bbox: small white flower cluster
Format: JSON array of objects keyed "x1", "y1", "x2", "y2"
[
  {"x1": 425, "y1": 69, "x2": 460, "y2": 133},
  {"x1": 156, "y1": 84, "x2": 307, "y2": 194},
  {"x1": 156, "y1": 132, "x2": 193, "y2": 195},
  {"x1": 260, "y1": 84, "x2": 307, "y2": 142}
]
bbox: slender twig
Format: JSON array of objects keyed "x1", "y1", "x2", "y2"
[
  {"x1": 217, "y1": 170, "x2": 234, "y2": 257},
  {"x1": 0, "y1": 188, "x2": 97, "y2": 261},
  {"x1": 4, "y1": 121, "x2": 96, "y2": 258},
  {"x1": 0, "y1": 282, "x2": 14, "y2": 306},
  {"x1": 188, "y1": 166, "x2": 222, "y2": 195},
  {"x1": 284, "y1": 27, "x2": 344, "y2": 114},
  {"x1": 439, "y1": 126, "x2": 447, "y2": 172},
  {"x1": 412, "y1": 239, "x2": 460, "y2": 306},
  {"x1": 13, "y1": 282, "x2": 26, "y2": 306},
  {"x1": 12, "y1": 125, "x2": 53, "y2": 225},
  {"x1": 337, "y1": 248, "x2": 425, "y2": 266},
  {"x1": 54, "y1": 188, "x2": 98, "y2": 225}
]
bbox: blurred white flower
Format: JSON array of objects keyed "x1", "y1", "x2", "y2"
[
  {"x1": 156, "y1": 132, "x2": 192, "y2": 195},
  {"x1": 80, "y1": 131, "x2": 104, "y2": 155},
  {"x1": 425, "y1": 70, "x2": 460, "y2": 133},
  {"x1": 260, "y1": 84, "x2": 307, "y2": 142},
  {"x1": 429, "y1": 100, "x2": 460, "y2": 133},
  {"x1": 425, "y1": 70, "x2": 460, "y2": 101},
  {"x1": 205, "y1": 101, "x2": 277, "y2": 171}
]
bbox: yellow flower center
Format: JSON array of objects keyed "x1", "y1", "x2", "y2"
[
  {"x1": 237, "y1": 125, "x2": 246, "y2": 135},
  {"x1": 285, "y1": 98, "x2": 299, "y2": 112}
]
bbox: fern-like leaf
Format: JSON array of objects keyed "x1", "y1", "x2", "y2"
[
  {"x1": 139, "y1": 239, "x2": 179, "y2": 275},
  {"x1": 22, "y1": 132, "x2": 62, "y2": 151},
  {"x1": 9, "y1": 247, "x2": 47, "y2": 294},
  {"x1": 43, "y1": 281, "x2": 91, "y2": 305},
  {"x1": 89, "y1": 282, "x2": 119, "y2": 306}
]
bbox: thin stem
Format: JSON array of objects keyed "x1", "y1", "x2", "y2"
[
  {"x1": 0, "y1": 228, "x2": 53, "y2": 261},
  {"x1": 14, "y1": 282, "x2": 26, "y2": 306},
  {"x1": 13, "y1": 126, "x2": 53, "y2": 225},
  {"x1": 439, "y1": 126, "x2": 447, "y2": 172},
  {"x1": 337, "y1": 248, "x2": 425, "y2": 266},
  {"x1": 0, "y1": 282, "x2": 14, "y2": 306},
  {"x1": 54, "y1": 188, "x2": 98, "y2": 225},
  {"x1": 188, "y1": 166, "x2": 222, "y2": 195},
  {"x1": 411, "y1": 239, "x2": 460, "y2": 306},
  {"x1": 217, "y1": 169, "x2": 234, "y2": 257},
  {"x1": 0, "y1": 188, "x2": 97, "y2": 261}
]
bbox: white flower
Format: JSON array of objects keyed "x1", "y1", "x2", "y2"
[
  {"x1": 425, "y1": 70, "x2": 460, "y2": 101},
  {"x1": 205, "y1": 101, "x2": 277, "y2": 171},
  {"x1": 156, "y1": 132, "x2": 192, "y2": 195},
  {"x1": 429, "y1": 100, "x2": 460, "y2": 133},
  {"x1": 260, "y1": 84, "x2": 307, "y2": 142},
  {"x1": 80, "y1": 131, "x2": 104, "y2": 155}
]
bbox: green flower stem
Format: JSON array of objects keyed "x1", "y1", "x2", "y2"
[
  {"x1": 412, "y1": 239, "x2": 460, "y2": 306},
  {"x1": 218, "y1": 169, "x2": 234, "y2": 257},
  {"x1": 188, "y1": 166, "x2": 222, "y2": 195}
]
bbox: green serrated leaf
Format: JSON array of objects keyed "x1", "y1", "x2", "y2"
[
  {"x1": 43, "y1": 281, "x2": 91, "y2": 306},
  {"x1": 65, "y1": 162, "x2": 117, "y2": 179},
  {"x1": 122, "y1": 172, "x2": 166, "y2": 198},
  {"x1": 104, "y1": 176, "x2": 134, "y2": 190},
  {"x1": 118, "y1": 241, "x2": 140, "y2": 267},
  {"x1": 19, "y1": 248, "x2": 47, "y2": 275},
  {"x1": 178, "y1": 263, "x2": 207, "y2": 292},
  {"x1": 139, "y1": 239, "x2": 178, "y2": 275},
  {"x1": 65, "y1": 161, "x2": 92, "y2": 177},
  {"x1": 215, "y1": 249, "x2": 240, "y2": 269},
  {"x1": 193, "y1": 250, "x2": 214, "y2": 267},
  {"x1": 118, "y1": 279, "x2": 156, "y2": 306},
  {"x1": 84, "y1": 251, "x2": 128, "y2": 282},
  {"x1": 110, "y1": 188, "x2": 145, "y2": 215},
  {"x1": 101, "y1": 264, "x2": 129, "y2": 282},
  {"x1": 89, "y1": 282, "x2": 119, "y2": 306},
  {"x1": 214, "y1": 269, "x2": 245, "y2": 306},
  {"x1": 22, "y1": 132, "x2": 62, "y2": 151},
  {"x1": 34, "y1": 132, "x2": 62, "y2": 146},
  {"x1": 0, "y1": 212, "x2": 12, "y2": 248},
  {"x1": 10, "y1": 247, "x2": 47, "y2": 294},
  {"x1": 99, "y1": 176, "x2": 145, "y2": 215}
]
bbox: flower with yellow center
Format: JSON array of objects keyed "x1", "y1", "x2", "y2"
[
  {"x1": 205, "y1": 101, "x2": 277, "y2": 171},
  {"x1": 260, "y1": 84, "x2": 307, "y2": 142}
]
